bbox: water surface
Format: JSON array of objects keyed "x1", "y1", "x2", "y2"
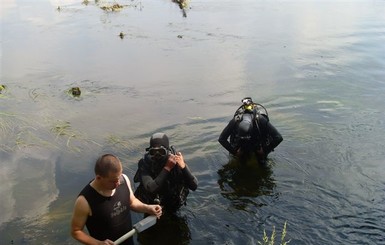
[{"x1": 1, "y1": 0, "x2": 385, "y2": 244}]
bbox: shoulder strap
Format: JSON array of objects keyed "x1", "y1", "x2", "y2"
[
  {"x1": 251, "y1": 107, "x2": 259, "y2": 131},
  {"x1": 233, "y1": 105, "x2": 245, "y2": 122},
  {"x1": 121, "y1": 174, "x2": 129, "y2": 186},
  {"x1": 254, "y1": 103, "x2": 269, "y2": 121}
]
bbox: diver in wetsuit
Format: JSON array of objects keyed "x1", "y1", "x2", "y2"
[
  {"x1": 218, "y1": 97, "x2": 283, "y2": 163},
  {"x1": 134, "y1": 133, "x2": 198, "y2": 213}
]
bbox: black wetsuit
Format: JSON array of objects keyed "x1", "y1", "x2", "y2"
[
  {"x1": 134, "y1": 154, "x2": 198, "y2": 212},
  {"x1": 219, "y1": 113, "x2": 283, "y2": 159},
  {"x1": 79, "y1": 175, "x2": 133, "y2": 245}
]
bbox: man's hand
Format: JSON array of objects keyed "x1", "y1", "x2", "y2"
[
  {"x1": 147, "y1": 204, "x2": 162, "y2": 219},
  {"x1": 175, "y1": 152, "x2": 186, "y2": 169},
  {"x1": 100, "y1": 239, "x2": 114, "y2": 245},
  {"x1": 164, "y1": 155, "x2": 177, "y2": 171}
]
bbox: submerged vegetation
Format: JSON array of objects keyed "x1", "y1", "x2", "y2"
[
  {"x1": 0, "y1": 112, "x2": 51, "y2": 152},
  {"x1": 0, "y1": 111, "x2": 101, "y2": 153},
  {"x1": 50, "y1": 120, "x2": 101, "y2": 152}
]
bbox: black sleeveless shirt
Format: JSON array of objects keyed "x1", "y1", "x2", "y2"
[{"x1": 79, "y1": 175, "x2": 133, "y2": 245}]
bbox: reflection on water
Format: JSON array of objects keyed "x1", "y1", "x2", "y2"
[
  {"x1": 0, "y1": 149, "x2": 58, "y2": 226},
  {"x1": 137, "y1": 212, "x2": 191, "y2": 245},
  {"x1": 217, "y1": 156, "x2": 276, "y2": 210}
]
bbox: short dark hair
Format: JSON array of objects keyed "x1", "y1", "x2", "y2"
[{"x1": 94, "y1": 154, "x2": 122, "y2": 177}]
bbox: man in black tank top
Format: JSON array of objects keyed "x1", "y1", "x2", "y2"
[{"x1": 71, "y1": 154, "x2": 162, "y2": 245}]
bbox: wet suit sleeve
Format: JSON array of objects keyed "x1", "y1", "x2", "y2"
[
  {"x1": 259, "y1": 116, "x2": 283, "y2": 154},
  {"x1": 218, "y1": 119, "x2": 237, "y2": 155},
  {"x1": 140, "y1": 161, "x2": 170, "y2": 193},
  {"x1": 181, "y1": 165, "x2": 198, "y2": 191}
]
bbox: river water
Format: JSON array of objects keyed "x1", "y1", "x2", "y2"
[{"x1": 1, "y1": 0, "x2": 385, "y2": 244}]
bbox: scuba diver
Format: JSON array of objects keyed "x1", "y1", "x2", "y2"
[
  {"x1": 218, "y1": 97, "x2": 283, "y2": 164},
  {"x1": 134, "y1": 132, "x2": 198, "y2": 213}
]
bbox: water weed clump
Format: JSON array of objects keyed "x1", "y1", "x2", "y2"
[
  {"x1": 258, "y1": 221, "x2": 290, "y2": 245},
  {"x1": 0, "y1": 84, "x2": 6, "y2": 94},
  {"x1": 68, "y1": 87, "x2": 81, "y2": 97},
  {"x1": 100, "y1": 3, "x2": 125, "y2": 11}
]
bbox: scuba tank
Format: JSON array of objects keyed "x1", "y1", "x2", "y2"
[{"x1": 237, "y1": 113, "x2": 253, "y2": 141}]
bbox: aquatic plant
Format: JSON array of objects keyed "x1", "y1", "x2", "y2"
[
  {"x1": 14, "y1": 126, "x2": 51, "y2": 150},
  {"x1": 258, "y1": 221, "x2": 290, "y2": 245},
  {"x1": 0, "y1": 112, "x2": 57, "y2": 152},
  {"x1": 172, "y1": 0, "x2": 189, "y2": 17},
  {"x1": 0, "y1": 112, "x2": 13, "y2": 132},
  {"x1": 100, "y1": 3, "x2": 124, "y2": 11},
  {"x1": 69, "y1": 87, "x2": 81, "y2": 97},
  {"x1": 173, "y1": 0, "x2": 189, "y2": 9},
  {"x1": 50, "y1": 120, "x2": 101, "y2": 152},
  {"x1": 0, "y1": 84, "x2": 6, "y2": 94}
]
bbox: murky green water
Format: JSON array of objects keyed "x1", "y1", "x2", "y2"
[{"x1": 1, "y1": 0, "x2": 385, "y2": 244}]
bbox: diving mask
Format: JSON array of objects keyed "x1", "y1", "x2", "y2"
[
  {"x1": 241, "y1": 97, "x2": 253, "y2": 105},
  {"x1": 148, "y1": 146, "x2": 168, "y2": 157}
]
